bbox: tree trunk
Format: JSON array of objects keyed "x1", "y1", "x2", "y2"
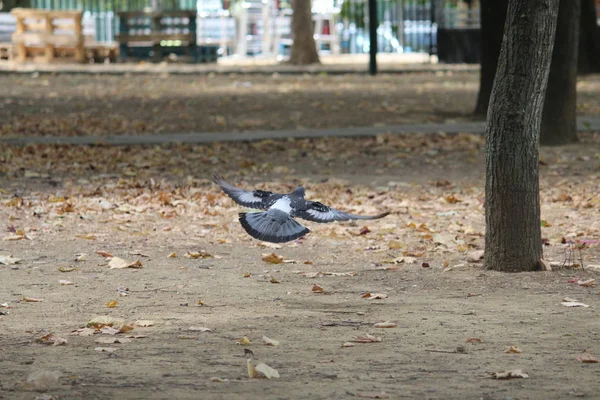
[
  {"x1": 474, "y1": 0, "x2": 508, "y2": 117},
  {"x1": 541, "y1": 0, "x2": 580, "y2": 145},
  {"x1": 484, "y1": 0, "x2": 559, "y2": 272},
  {"x1": 578, "y1": 0, "x2": 600, "y2": 74},
  {"x1": 289, "y1": 0, "x2": 320, "y2": 65}
]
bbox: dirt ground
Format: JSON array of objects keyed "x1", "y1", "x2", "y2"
[
  {"x1": 1, "y1": 73, "x2": 600, "y2": 400},
  {"x1": 1, "y1": 72, "x2": 600, "y2": 137}
]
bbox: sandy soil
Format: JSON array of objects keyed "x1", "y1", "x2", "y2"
[{"x1": 1, "y1": 131, "x2": 599, "y2": 399}]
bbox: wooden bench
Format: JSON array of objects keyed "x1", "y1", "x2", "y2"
[
  {"x1": 11, "y1": 8, "x2": 85, "y2": 63},
  {"x1": 117, "y1": 10, "x2": 198, "y2": 62},
  {"x1": 0, "y1": 12, "x2": 16, "y2": 61}
]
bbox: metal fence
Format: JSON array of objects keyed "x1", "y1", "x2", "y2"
[{"x1": 15, "y1": 0, "x2": 442, "y2": 56}]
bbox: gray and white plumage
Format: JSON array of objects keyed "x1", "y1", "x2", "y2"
[{"x1": 213, "y1": 173, "x2": 390, "y2": 243}]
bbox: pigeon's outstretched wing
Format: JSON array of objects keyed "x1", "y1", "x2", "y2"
[
  {"x1": 239, "y1": 210, "x2": 310, "y2": 243},
  {"x1": 213, "y1": 173, "x2": 276, "y2": 210},
  {"x1": 294, "y1": 201, "x2": 390, "y2": 223}
]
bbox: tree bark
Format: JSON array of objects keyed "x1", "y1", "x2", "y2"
[
  {"x1": 484, "y1": 0, "x2": 559, "y2": 272},
  {"x1": 578, "y1": 0, "x2": 600, "y2": 74},
  {"x1": 289, "y1": 0, "x2": 320, "y2": 65},
  {"x1": 541, "y1": 0, "x2": 580, "y2": 145},
  {"x1": 474, "y1": 0, "x2": 508, "y2": 117}
]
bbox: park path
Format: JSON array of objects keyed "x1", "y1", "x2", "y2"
[{"x1": 2, "y1": 118, "x2": 600, "y2": 146}]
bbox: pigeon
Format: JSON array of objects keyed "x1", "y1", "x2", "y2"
[{"x1": 212, "y1": 173, "x2": 390, "y2": 243}]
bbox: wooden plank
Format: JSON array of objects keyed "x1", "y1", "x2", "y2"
[
  {"x1": 118, "y1": 10, "x2": 196, "y2": 19},
  {"x1": 117, "y1": 33, "x2": 194, "y2": 43}
]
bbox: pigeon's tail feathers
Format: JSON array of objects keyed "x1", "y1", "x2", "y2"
[{"x1": 239, "y1": 210, "x2": 309, "y2": 243}]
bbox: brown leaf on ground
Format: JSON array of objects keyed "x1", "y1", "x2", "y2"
[
  {"x1": 36, "y1": 333, "x2": 67, "y2": 346},
  {"x1": 96, "y1": 250, "x2": 113, "y2": 258},
  {"x1": 22, "y1": 297, "x2": 43, "y2": 302},
  {"x1": 362, "y1": 293, "x2": 388, "y2": 300},
  {"x1": 185, "y1": 250, "x2": 213, "y2": 259},
  {"x1": 312, "y1": 284, "x2": 325, "y2": 293},
  {"x1": 576, "y1": 351, "x2": 599, "y2": 363},
  {"x1": 262, "y1": 253, "x2": 284, "y2": 264},
  {"x1": 505, "y1": 346, "x2": 522, "y2": 354},
  {"x1": 352, "y1": 334, "x2": 382, "y2": 343},
  {"x1": 108, "y1": 257, "x2": 142, "y2": 269},
  {"x1": 373, "y1": 321, "x2": 397, "y2": 328},
  {"x1": 466, "y1": 337, "x2": 484, "y2": 343}
]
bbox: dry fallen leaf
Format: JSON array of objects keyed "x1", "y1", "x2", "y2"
[
  {"x1": 341, "y1": 342, "x2": 355, "y2": 348},
  {"x1": 576, "y1": 351, "x2": 599, "y2": 363},
  {"x1": 87, "y1": 316, "x2": 126, "y2": 330},
  {"x1": 352, "y1": 333, "x2": 382, "y2": 343},
  {"x1": 167, "y1": 252, "x2": 177, "y2": 258},
  {"x1": 96, "y1": 250, "x2": 113, "y2": 258},
  {"x1": 23, "y1": 297, "x2": 43, "y2": 302},
  {"x1": 262, "y1": 335, "x2": 280, "y2": 346},
  {"x1": 36, "y1": 333, "x2": 67, "y2": 346},
  {"x1": 105, "y1": 300, "x2": 118, "y2": 308},
  {"x1": 373, "y1": 321, "x2": 397, "y2": 328},
  {"x1": 466, "y1": 337, "x2": 484, "y2": 343},
  {"x1": 108, "y1": 257, "x2": 142, "y2": 269},
  {"x1": 488, "y1": 369, "x2": 529, "y2": 379},
  {"x1": 76, "y1": 233, "x2": 96, "y2": 240},
  {"x1": 269, "y1": 277, "x2": 280, "y2": 284},
  {"x1": 70, "y1": 328, "x2": 96, "y2": 336},
  {"x1": 0, "y1": 254, "x2": 21, "y2": 265},
  {"x1": 561, "y1": 298, "x2": 590, "y2": 308},
  {"x1": 189, "y1": 326, "x2": 212, "y2": 332},
  {"x1": 185, "y1": 251, "x2": 213, "y2": 259},
  {"x1": 577, "y1": 279, "x2": 595, "y2": 287},
  {"x1": 247, "y1": 359, "x2": 280, "y2": 379},
  {"x1": 58, "y1": 266, "x2": 77, "y2": 273},
  {"x1": 59, "y1": 280, "x2": 74, "y2": 285},
  {"x1": 312, "y1": 284, "x2": 325, "y2": 293},
  {"x1": 262, "y1": 253, "x2": 284, "y2": 264},
  {"x1": 362, "y1": 293, "x2": 388, "y2": 300},
  {"x1": 505, "y1": 346, "x2": 522, "y2": 354},
  {"x1": 238, "y1": 336, "x2": 252, "y2": 345}
]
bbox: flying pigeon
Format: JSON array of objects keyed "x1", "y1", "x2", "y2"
[{"x1": 212, "y1": 173, "x2": 390, "y2": 243}]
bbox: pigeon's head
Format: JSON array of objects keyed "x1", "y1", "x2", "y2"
[{"x1": 291, "y1": 186, "x2": 305, "y2": 198}]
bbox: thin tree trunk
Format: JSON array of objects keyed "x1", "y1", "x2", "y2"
[
  {"x1": 474, "y1": 0, "x2": 508, "y2": 117},
  {"x1": 578, "y1": 0, "x2": 600, "y2": 74},
  {"x1": 484, "y1": 0, "x2": 559, "y2": 272},
  {"x1": 541, "y1": 0, "x2": 580, "y2": 145},
  {"x1": 289, "y1": 0, "x2": 320, "y2": 65}
]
